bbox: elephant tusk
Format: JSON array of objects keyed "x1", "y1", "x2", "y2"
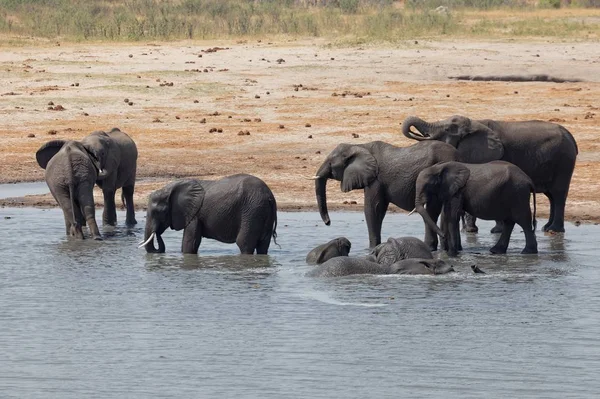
[
  {"x1": 407, "y1": 208, "x2": 417, "y2": 216},
  {"x1": 304, "y1": 175, "x2": 321, "y2": 180},
  {"x1": 138, "y1": 232, "x2": 155, "y2": 248}
]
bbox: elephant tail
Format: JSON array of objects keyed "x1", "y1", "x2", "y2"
[
  {"x1": 66, "y1": 145, "x2": 80, "y2": 232},
  {"x1": 531, "y1": 187, "x2": 537, "y2": 232},
  {"x1": 121, "y1": 190, "x2": 126, "y2": 210},
  {"x1": 270, "y1": 195, "x2": 280, "y2": 249}
]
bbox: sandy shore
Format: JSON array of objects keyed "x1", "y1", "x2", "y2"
[{"x1": 0, "y1": 38, "x2": 599, "y2": 223}]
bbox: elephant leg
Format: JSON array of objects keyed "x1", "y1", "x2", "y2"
[
  {"x1": 542, "y1": 192, "x2": 555, "y2": 232},
  {"x1": 102, "y1": 188, "x2": 117, "y2": 226},
  {"x1": 490, "y1": 220, "x2": 504, "y2": 234},
  {"x1": 424, "y1": 201, "x2": 442, "y2": 252},
  {"x1": 490, "y1": 220, "x2": 514, "y2": 254},
  {"x1": 182, "y1": 220, "x2": 202, "y2": 254},
  {"x1": 256, "y1": 238, "x2": 271, "y2": 255},
  {"x1": 122, "y1": 184, "x2": 137, "y2": 226},
  {"x1": 78, "y1": 187, "x2": 102, "y2": 240},
  {"x1": 364, "y1": 184, "x2": 388, "y2": 248},
  {"x1": 463, "y1": 213, "x2": 479, "y2": 233},
  {"x1": 544, "y1": 190, "x2": 566, "y2": 233}
]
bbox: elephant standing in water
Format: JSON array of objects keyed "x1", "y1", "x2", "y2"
[
  {"x1": 36, "y1": 140, "x2": 103, "y2": 239},
  {"x1": 402, "y1": 115, "x2": 577, "y2": 233},
  {"x1": 312, "y1": 141, "x2": 459, "y2": 249},
  {"x1": 415, "y1": 161, "x2": 538, "y2": 256},
  {"x1": 306, "y1": 237, "x2": 351, "y2": 265},
  {"x1": 80, "y1": 128, "x2": 138, "y2": 226},
  {"x1": 140, "y1": 174, "x2": 278, "y2": 254}
]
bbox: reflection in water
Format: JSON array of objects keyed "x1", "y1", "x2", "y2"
[{"x1": 1, "y1": 208, "x2": 600, "y2": 398}]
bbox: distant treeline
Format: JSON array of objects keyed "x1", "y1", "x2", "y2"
[{"x1": 0, "y1": 0, "x2": 598, "y2": 40}]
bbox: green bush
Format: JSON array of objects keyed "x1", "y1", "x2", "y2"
[{"x1": 538, "y1": 0, "x2": 561, "y2": 8}]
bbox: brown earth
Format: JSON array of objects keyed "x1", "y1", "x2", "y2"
[{"x1": 0, "y1": 38, "x2": 599, "y2": 224}]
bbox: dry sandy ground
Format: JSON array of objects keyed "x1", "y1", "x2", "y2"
[{"x1": 0, "y1": 37, "x2": 599, "y2": 224}]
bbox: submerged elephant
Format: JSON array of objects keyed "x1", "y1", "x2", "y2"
[
  {"x1": 306, "y1": 237, "x2": 351, "y2": 265},
  {"x1": 140, "y1": 174, "x2": 278, "y2": 254},
  {"x1": 367, "y1": 236, "x2": 433, "y2": 265},
  {"x1": 307, "y1": 256, "x2": 454, "y2": 277},
  {"x1": 415, "y1": 161, "x2": 538, "y2": 256},
  {"x1": 36, "y1": 140, "x2": 103, "y2": 239},
  {"x1": 402, "y1": 115, "x2": 577, "y2": 233},
  {"x1": 312, "y1": 141, "x2": 459, "y2": 249}
]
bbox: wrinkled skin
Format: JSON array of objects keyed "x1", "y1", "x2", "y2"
[
  {"x1": 306, "y1": 256, "x2": 454, "y2": 277},
  {"x1": 142, "y1": 174, "x2": 278, "y2": 255},
  {"x1": 35, "y1": 140, "x2": 102, "y2": 240},
  {"x1": 402, "y1": 115, "x2": 578, "y2": 233},
  {"x1": 314, "y1": 141, "x2": 459, "y2": 250},
  {"x1": 366, "y1": 236, "x2": 433, "y2": 266},
  {"x1": 415, "y1": 161, "x2": 538, "y2": 256},
  {"x1": 80, "y1": 128, "x2": 138, "y2": 226},
  {"x1": 306, "y1": 237, "x2": 351, "y2": 265}
]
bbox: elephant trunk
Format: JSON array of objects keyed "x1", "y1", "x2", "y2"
[
  {"x1": 143, "y1": 217, "x2": 165, "y2": 253},
  {"x1": 416, "y1": 202, "x2": 444, "y2": 238},
  {"x1": 315, "y1": 162, "x2": 332, "y2": 226},
  {"x1": 401, "y1": 116, "x2": 435, "y2": 141}
]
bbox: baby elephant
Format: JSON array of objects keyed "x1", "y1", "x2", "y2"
[
  {"x1": 414, "y1": 161, "x2": 537, "y2": 256},
  {"x1": 367, "y1": 236, "x2": 434, "y2": 265},
  {"x1": 306, "y1": 237, "x2": 351, "y2": 265},
  {"x1": 140, "y1": 174, "x2": 277, "y2": 254},
  {"x1": 307, "y1": 257, "x2": 454, "y2": 277}
]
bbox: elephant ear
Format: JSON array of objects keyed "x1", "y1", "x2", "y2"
[
  {"x1": 36, "y1": 140, "x2": 67, "y2": 169},
  {"x1": 341, "y1": 147, "x2": 378, "y2": 192},
  {"x1": 442, "y1": 163, "x2": 470, "y2": 197},
  {"x1": 457, "y1": 121, "x2": 504, "y2": 163},
  {"x1": 168, "y1": 179, "x2": 205, "y2": 231}
]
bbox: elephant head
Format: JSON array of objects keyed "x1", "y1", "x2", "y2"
[
  {"x1": 401, "y1": 115, "x2": 504, "y2": 163},
  {"x1": 312, "y1": 144, "x2": 378, "y2": 225},
  {"x1": 390, "y1": 258, "x2": 455, "y2": 275},
  {"x1": 414, "y1": 162, "x2": 470, "y2": 239},
  {"x1": 140, "y1": 179, "x2": 205, "y2": 253},
  {"x1": 36, "y1": 139, "x2": 105, "y2": 178},
  {"x1": 80, "y1": 130, "x2": 115, "y2": 180},
  {"x1": 368, "y1": 236, "x2": 433, "y2": 266}
]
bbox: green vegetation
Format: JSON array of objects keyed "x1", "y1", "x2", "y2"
[{"x1": 0, "y1": 0, "x2": 598, "y2": 42}]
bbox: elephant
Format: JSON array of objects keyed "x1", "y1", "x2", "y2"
[
  {"x1": 306, "y1": 237, "x2": 351, "y2": 265},
  {"x1": 401, "y1": 115, "x2": 578, "y2": 233},
  {"x1": 366, "y1": 236, "x2": 433, "y2": 265},
  {"x1": 35, "y1": 140, "x2": 103, "y2": 239},
  {"x1": 306, "y1": 256, "x2": 455, "y2": 277},
  {"x1": 414, "y1": 161, "x2": 538, "y2": 256},
  {"x1": 140, "y1": 174, "x2": 278, "y2": 255},
  {"x1": 312, "y1": 141, "x2": 460, "y2": 249},
  {"x1": 80, "y1": 128, "x2": 138, "y2": 226}
]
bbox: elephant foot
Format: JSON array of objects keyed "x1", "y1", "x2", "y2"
[
  {"x1": 489, "y1": 245, "x2": 507, "y2": 254},
  {"x1": 521, "y1": 247, "x2": 538, "y2": 254},
  {"x1": 542, "y1": 224, "x2": 565, "y2": 233},
  {"x1": 490, "y1": 226, "x2": 504, "y2": 234},
  {"x1": 126, "y1": 218, "x2": 138, "y2": 227},
  {"x1": 446, "y1": 250, "x2": 458, "y2": 257}
]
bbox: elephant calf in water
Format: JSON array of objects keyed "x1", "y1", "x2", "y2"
[
  {"x1": 306, "y1": 237, "x2": 351, "y2": 265},
  {"x1": 307, "y1": 257, "x2": 455, "y2": 277},
  {"x1": 140, "y1": 174, "x2": 278, "y2": 254}
]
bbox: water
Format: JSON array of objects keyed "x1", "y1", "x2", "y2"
[
  {"x1": 0, "y1": 182, "x2": 49, "y2": 199},
  {"x1": 1, "y1": 206, "x2": 599, "y2": 398}
]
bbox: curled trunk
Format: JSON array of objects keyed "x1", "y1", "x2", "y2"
[
  {"x1": 144, "y1": 218, "x2": 165, "y2": 253},
  {"x1": 401, "y1": 116, "x2": 435, "y2": 141},
  {"x1": 314, "y1": 162, "x2": 332, "y2": 225}
]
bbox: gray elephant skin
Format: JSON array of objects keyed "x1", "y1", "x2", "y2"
[
  {"x1": 415, "y1": 161, "x2": 538, "y2": 256},
  {"x1": 141, "y1": 174, "x2": 278, "y2": 254},
  {"x1": 307, "y1": 257, "x2": 454, "y2": 277},
  {"x1": 402, "y1": 115, "x2": 577, "y2": 233},
  {"x1": 313, "y1": 141, "x2": 459, "y2": 249},
  {"x1": 306, "y1": 237, "x2": 351, "y2": 264},
  {"x1": 36, "y1": 140, "x2": 103, "y2": 239},
  {"x1": 367, "y1": 236, "x2": 434, "y2": 265},
  {"x1": 80, "y1": 128, "x2": 138, "y2": 226}
]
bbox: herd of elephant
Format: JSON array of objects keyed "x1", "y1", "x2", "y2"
[{"x1": 35, "y1": 114, "x2": 578, "y2": 277}]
